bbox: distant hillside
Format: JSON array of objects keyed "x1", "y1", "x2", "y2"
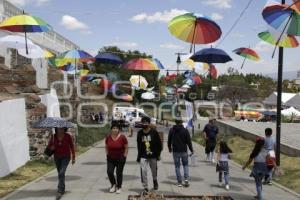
[{"x1": 265, "y1": 71, "x2": 299, "y2": 80}]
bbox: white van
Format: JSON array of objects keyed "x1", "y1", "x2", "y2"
[{"x1": 112, "y1": 106, "x2": 156, "y2": 127}]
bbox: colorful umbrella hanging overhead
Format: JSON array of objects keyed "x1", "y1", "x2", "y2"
[
  {"x1": 168, "y1": 13, "x2": 222, "y2": 52},
  {"x1": 124, "y1": 58, "x2": 160, "y2": 70},
  {"x1": 258, "y1": 31, "x2": 299, "y2": 48},
  {"x1": 0, "y1": 14, "x2": 52, "y2": 54},
  {"x1": 190, "y1": 47, "x2": 232, "y2": 64},
  {"x1": 152, "y1": 58, "x2": 165, "y2": 69},
  {"x1": 130, "y1": 75, "x2": 148, "y2": 90},
  {"x1": 292, "y1": 0, "x2": 300, "y2": 13},
  {"x1": 262, "y1": 4, "x2": 300, "y2": 37},
  {"x1": 94, "y1": 52, "x2": 123, "y2": 65},
  {"x1": 233, "y1": 47, "x2": 260, "y2": 69},
  {"x1": 185, "y1": 74, "x2": 202, "y2": 86}
]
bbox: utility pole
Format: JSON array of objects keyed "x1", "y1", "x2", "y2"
[
  {"x1": 175, "y1": 53, "x2": 187, "y2": 76},
  {"x1": 276, "y1": 0, "x2": 285, "y2": 167}
]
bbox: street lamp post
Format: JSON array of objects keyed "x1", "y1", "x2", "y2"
[{"x1": 275, "y1": 0, "x2": 285, "y2": 167}]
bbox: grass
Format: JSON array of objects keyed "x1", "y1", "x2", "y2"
[
  {"x1": 0, "y1": 125, "x2": 110, "y2": 198},
  {"x1": 193, "y1": 133, "x2": 300, "y2": 194}
]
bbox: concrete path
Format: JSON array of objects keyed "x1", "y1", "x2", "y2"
[{"x1": 2, "y1": 125, "x2": 299, "y2": 200}]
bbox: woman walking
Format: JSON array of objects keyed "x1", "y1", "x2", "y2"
[
  {"x1": 105, "y1": 123, "x2": 128, "y2": 194},
  {"x1": 48, "y1": 128, "x2": 76, "y2": 198},
  {"x1": 216, "y1": 141, "x2": 232, "y2": 190},
  {"x1": 243, "y1": 137, "x2": 267, "y2": 200}
]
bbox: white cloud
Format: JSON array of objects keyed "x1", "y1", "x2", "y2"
[
  {"x1": 7, "y1": 0, "x2": 50, "y2": 7},
  {"x1": 160, "y1": 43, "x2": 185, "y2": 50},
  {"x1": 107, "y1": 42, "x2": 138, "y2": 49},
  {"x1": 61, "y1": 15, "x2": 89, "y2": 30},
  {"x1": 130, "y1": 9, "x2": 188, "y2": 23},
  {"x1": 203, "y1": 0, "x2": 233, "y2": 9},
  {"x1": 254, "y1": 41, "x2": 273, "y2": 52},
  {"x1": 211, "y1": 13, "x2": 223, "y2": 21}
]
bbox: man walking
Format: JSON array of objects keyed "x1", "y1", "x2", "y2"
[
  {"x1": 203, "y1": 118, "x2": 219, "y2": 163},
  {"x1": 137, "y1": 117, "x2": 162, "y2": 194},
  {"x1": 168, "y1": 119, "x2": 194, "y2": 187}
]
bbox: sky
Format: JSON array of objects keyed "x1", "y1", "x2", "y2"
[{"x1": 7, "y1": 0, "x2": 300, "y2": 76}]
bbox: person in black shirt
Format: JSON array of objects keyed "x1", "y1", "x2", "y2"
[
  {"x1": 203, "y1": 118, "x2": 219, "y2": 163},
  {"x1": 137, "y1": 117, "x2": 162, "y2": 194},
  {"x1": 168, "y1": 119, "x2": 194, "y2": 187}
]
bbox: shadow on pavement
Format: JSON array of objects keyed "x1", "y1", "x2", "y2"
[
  {"x1": 210, "y1": 184, "x2": 243, "y2": 192},
  {"x1": 45, "y1": 175, "x2": 82, "y2": 182},
  {"x1": 6, "y1": 189, "x2": 57, "y2": 199},
  {"x1": 123, "y1": 174, "x2": 140, "y2": 181},
  {"x1": 167, "y1": 175, "x2": 204, "y2": 182},
  {"x1": 230, "y1": 176, "x2": 253, "y2": 184}
]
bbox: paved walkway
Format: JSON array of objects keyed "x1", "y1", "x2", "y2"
[{"x1": 2, "y1": 125, "x2": 299, "y2": 200}]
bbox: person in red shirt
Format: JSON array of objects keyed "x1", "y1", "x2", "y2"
[
  {"x1": 105, "y1": 123, "x2": 128, "y2": 194},
  {"x1": 48, "y1": 127, "x2": 75, "y2": 198}
]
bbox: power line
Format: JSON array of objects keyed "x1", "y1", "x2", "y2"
[{"x1": 217, "y1": 0, "x2": 255, "y2": 47}]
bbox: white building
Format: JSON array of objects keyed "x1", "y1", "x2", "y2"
[
  {"x1": 263, "y1": 92, "x2": 300, "y2": 109},
  {"x1": 0, "y1": 0, "x2": 80, "y2": 88}
]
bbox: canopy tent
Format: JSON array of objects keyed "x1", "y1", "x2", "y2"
[{"x1": 281, "y1": 107, "x2": 300, "y2": 117}]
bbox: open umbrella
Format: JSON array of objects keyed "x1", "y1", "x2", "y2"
[
  {"x1": 0, "y1": 35, "x2": 37, "y2": 50},
  {"x1": 258, "y1": 30, "x2": 299, "y2": 48},
  {"x1": 33, "y1": 117, "x2": 73, "y2": 128},
  {"x1": 233, "y1": 47, "x2": 260, "y2": 69},
  {"x1": 152, "y1": 58, "x2": 165, "y2": 69},
  {"x1": 0, "y1": 13, "x2": 52, "y2": 54},
  {"x1": 95, "y1": 52, "x2": 123, "y2": 64},
  {"x1": 141, "y1": 92, "x2": 155, "y2": 100},
  {"x1": 124, "y1": 58, "x2": 160, "y2": 70},
  {"x1": 190, "y1": 47, "x2": 232, "y2": 64},
  {"x1": 57, "y1": 50, "x2": 93, "y2": 87},
  {"x1": 130, "y1": 75, "x2": 148, "y2": 90},
  {"x1": 168, "y1": 13, "x2": 222, "y2": 52}
]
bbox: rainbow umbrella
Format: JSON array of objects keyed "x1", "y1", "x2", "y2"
[
  {"x1": 95, "y1": 52, "x2": 123, "y2": 64},
  {"x1": 168, "y1": 13, "x2": 222, "y2": 52},
  {"x1": 233, "y1": 47, "x2": 260, "y2": 69},
  {"x1": 124, "y1": 58, "x2": 160, "y2": 70},
  {"x1": 0, "y1": 14, "x2": 52, "y2": 54},
  {"x1": 185, "y1": 75, "x2": 202, "y2": 86},
  {"x1": 292, "y1": 0, "x2": 300, "y2": 13},
  {"x1": 152, "y1": 58, "x2": 165, "y2": 69},
  {"x1": 262, "y1": 4, "x2": 300, "y2": 36},
  {"x1": 258, "y1": 31, "x2": 299, "y2": 48},
  {"x1": 57, "y1": 50, "x2": 93, "y2": 86}
]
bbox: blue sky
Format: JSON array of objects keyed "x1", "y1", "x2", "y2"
[{"x1": 8, "y1": 0, "x2": 300, "y2": 75}]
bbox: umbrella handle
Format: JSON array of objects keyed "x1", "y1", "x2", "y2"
[{"x1": 241, "y1": 57, "x2": 247, "y2": 69}]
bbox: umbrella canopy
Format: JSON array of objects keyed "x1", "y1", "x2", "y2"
[
  {"x1": 120, "y1": 94, "x2": 133, "y2": 102},
  {"x1": 0, "y1": 35, "x2": 37, "y2": 50},
  {"x1": 183, "y1": 70, "x2": 195, "y2": 78},
  {"x1": 168, "y1": 13, "x2": 222, "y2": 45},
  {"x1": 58, "y1": 49, "x2": 94, "y2": 61},
  {"x1": 190, "y1": 48, "x2": 232, "y2": 63},
  {"x1": 185, "y1": 75, "x2": 202, "y2": 86},
  {"x1": 0, "y1": 14, "x2": 51, "y2": 32},
  {"x1": 262, "y1": 4, "x2": 300, "y2": 36},
  {"x1": 164, "y1": 74, "x2": 177, "y2": 82},
  {"x1": 130, "y1": 75, "x2": 148, "y2": 90},
  {"x1": 258, "y1": 31, "x2": 299, "y2": 48},
  {"x1": 141, "y1": 92, "x2": 155, "y2": 100},
  {"x1": 233, "y1": 47, "x2": 260, "y2": 61},
  {"x1": 124, "y1": 58, "x2": 160, "y2": 70},
  {"x1": 32, "y1": 117, "x2": 73, "y2": 128},
  {"x1": 292, "y1": 0, "x2": 300, "y2": 13},
  {"x1": 282, "y1": 107, "x2": 300, "y2": 117},
  {"x1": 95, "y1": 52, "x2": 123, "y2": 64},
  {"x1": 181, "y1": 84, "x2": 191, "y2": 89},
  {"x1": 261, "y1": 110, "x2": 277, "y2": 116},
  {"x1": 18, "y1": 44, "x2": 54, "y2": 59},
  {"x1": 152, "y1": 58, "x2": 165, "y2": 69}
]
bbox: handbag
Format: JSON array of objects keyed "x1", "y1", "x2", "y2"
[{"x1": 44, "y1": 135, "x2": 54, "y2": 157}]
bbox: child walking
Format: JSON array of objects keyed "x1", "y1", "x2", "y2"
[{"x1": 217, "y1": 141, "x2": 232, "y2": 190}]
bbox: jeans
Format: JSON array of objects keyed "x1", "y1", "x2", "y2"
[
  {"x1": 54, "y1": 157, "x2": 70, "y2": 193},
  {"x1": 265, "y1": 166, "x2": 273, "y2": 182},
  {"x1": 140, "y1": 158, "x2": 157, "y2": 189},
  {"x1": 219, "y1": 171, "x2": 229, "y2": 185},
  {"x1": 255, "y1": 174, "x2": 264, "y2": 200},
  {"x1": 107, "y1": 157, "x2": 126, "y2": 188},
  {"x1": 173, "y1": 152, "x2": 189, "y2": 183}
]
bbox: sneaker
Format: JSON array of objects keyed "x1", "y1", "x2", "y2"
[
  {"x1": 56, "y1": 192, "x2": 62, "y2": 200},
  {"x1": 153, "y1": 180, "x2": 159, "y2": 190},
  {"x1": 184, "y1": 180, "x2": 190, "y2": 187},
  {"x1": 212, "y1": 159, "x2": 216, "y2": 163},
  {"x1": 267, "y1": 181, "x2": 273, "y2": 186},
  {"x1": 116, "y1": 188, "x2": 122, "y2": 194},
  {"x1": 218, "y1": 182, "x2": 223, "y2": 187},
  {"x1": 109, "y1": 185, "x2": 116, "y2": 193},
  {"x1": 176, "y1": 182, "x2": 183, "y2": 187},
  {"x1": 225, "y1": 184, "x2": 230, "y2": 190}
]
